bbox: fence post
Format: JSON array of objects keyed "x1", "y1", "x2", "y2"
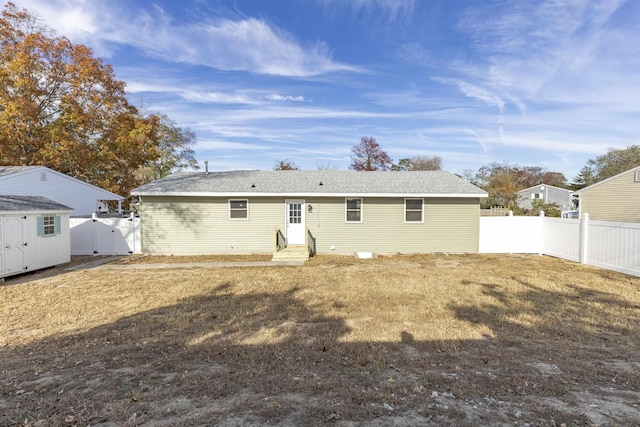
[
  {"x1": 538, "y1": 211, "x2": 545, "y2": 255},
  {"x1": 579, "y1": 213, "x2": 589, "y2": 264},
  {"x1": 508, "y1": 210, "x2": 513, "y2": 254}
]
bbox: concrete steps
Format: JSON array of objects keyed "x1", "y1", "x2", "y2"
[{"x1": 271, "y1": 246, "x2": 309, "y2": 263}]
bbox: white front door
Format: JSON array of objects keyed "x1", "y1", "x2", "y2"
[{"x1": 285, "y1": 200, "x2": 305, "y2": 246}]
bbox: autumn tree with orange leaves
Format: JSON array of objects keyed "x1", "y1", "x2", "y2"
[{"x1": 0, "y1": 3, "x2": 183, "y2": 199}]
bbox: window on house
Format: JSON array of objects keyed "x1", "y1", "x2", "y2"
[
  {"x1": 345, "y1": 198, "x2": 362, "y2": 222},
  {"x1": 532, "y1": 193, "x2": 542, "y2": 199},
  {"x1": 405, "y1": 198, "x2": 423, "y2": 223},
  {"x1": 229, "y1": 199, "x2": 248, "y2": 220}
]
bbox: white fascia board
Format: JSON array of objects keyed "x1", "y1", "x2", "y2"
[
  {"x1": 133, "y1": 191, "x2": 487, "y2": 198},
  {"x1": 0, "y1": 209, "x2": 72, "y2": 215}
]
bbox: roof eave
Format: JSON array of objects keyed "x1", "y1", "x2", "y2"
[{"x1": 133, "y1": 191, "x2": 487, "y2": 198}]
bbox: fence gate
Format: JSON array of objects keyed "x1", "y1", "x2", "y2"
[{"x1": 70, "y1": 216, "x2": 140, "y2": 256}]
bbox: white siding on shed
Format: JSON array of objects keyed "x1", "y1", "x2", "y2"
[{"x1": 0, "y1": 212, "x2": 71, "y2": 278}]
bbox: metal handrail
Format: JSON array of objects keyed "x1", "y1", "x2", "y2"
[
  {"x1": 307, "y1": 228, "x2": 316, "y2": 257},
  {"x1": 275, "y1": 228, "x2": 286, "y2": 251}
]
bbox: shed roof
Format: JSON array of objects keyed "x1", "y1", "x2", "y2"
[
  {"x1": 132, "y1": 170, "x2": 488, "y2": 198},
  {"x1": 0, "y1": 195, "x2": 72, "y2": 212}
]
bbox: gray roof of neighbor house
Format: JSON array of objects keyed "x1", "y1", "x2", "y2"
[
  {"x1": 132, "y1": 170, "x2": 488, "y2": 198},
  {"x1": 517, "y1": 183, "x2": 573, "y2": 194},
  {"x1": 0, "y1": 195, "x2": 72, "y2": 212}
]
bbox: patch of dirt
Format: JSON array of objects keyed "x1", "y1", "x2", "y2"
[
  {"x1": 1, "y1": 256, "x2": 114, "y2": 286},
  {"x1": 114, "y1": 254, "x2": 272, "y2": 264}
]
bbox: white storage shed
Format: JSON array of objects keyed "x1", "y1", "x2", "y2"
[{"x1": 0, "y1": 195, "x2": 72, "y2": 279}]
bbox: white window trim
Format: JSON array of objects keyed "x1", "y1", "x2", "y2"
[
  {"x1": 228, "y1": 199, "x2": 249, "y2": 220},
  {"x1": 635, "y1": 170, "x2": 640, "y2": 183},
  {"x1": 345, "y1": 198, "x2": 363, "y2": 223},
  {"x1": 43, "y1": 215, "x2": 55, "y2": 236},
  {"x1": 404, "y1": 198, "x2": 424, "y2": 223}
]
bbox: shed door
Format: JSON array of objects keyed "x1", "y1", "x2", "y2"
[
  {"x1": 4, "y1": 217, "x2": 27, "y2": 274},
  {"x1": 285, "y1": 200, "x2": 305, "y2": 246}
]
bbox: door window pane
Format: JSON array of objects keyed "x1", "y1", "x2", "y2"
[{"x1": 289, "y1": 203, "x2": 302, "y2": 224}]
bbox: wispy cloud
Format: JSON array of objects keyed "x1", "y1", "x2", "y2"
[
  {"x1": 264, "y1": 94, "x2": 309, "y2": 103},
  {"x1": 319, "y1": 0, "x2": 416, "y2": 25},
  {"x1": 453, "y1": 0, "x2": 633, "y2": 106},
  {"x1": 17, "y1": 0, "x2": 361, "y2": 77},
  {"x1": 432, "y1": 78, "x2": 505, "y2": 111}
]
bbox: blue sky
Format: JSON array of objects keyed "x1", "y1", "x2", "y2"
[{"x1": 11, "y1": 0, "x2": 640, "y2": 180}]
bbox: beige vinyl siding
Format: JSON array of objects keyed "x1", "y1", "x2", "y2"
[
  {"x1": 579, "y1": 170, "x2": 640, "y2": 223},
  {"x1": 139, "y1": 196, "x2": 284, "y2": 254},
  {"x1": 306, "y1": 197, "x2": 480, "y2": 254},
  {"x1": 140, "y1": 196, "x2": 481, "y2": 255}
]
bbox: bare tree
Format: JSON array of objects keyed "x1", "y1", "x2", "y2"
[
  {"x1": 391, "y1": 155, "x2": 442, "y2": 171},
  {"x1": 274, "y1": 159, "x2": 299, "y2": 170},
  {"x1": 350, "y1": 136, "x2": 393, "y2": 171},
  {"x1": 315, "y1": 160, "x2": 339, "y2": 170}
]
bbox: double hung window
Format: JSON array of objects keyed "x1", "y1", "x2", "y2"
[
  {"x1": 345, "y1": 198, "x2": 362, "y2": 223},
  {"x1": 229, "y1": 199, "x2": 248, "y2": 220},
  {"x1": 404, "y1": 198, "x2": 423, "y2": 223}
]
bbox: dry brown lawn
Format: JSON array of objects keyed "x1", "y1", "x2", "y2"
[{"x1": 1, "y1": 254, "x2": 639, "y2": 426}]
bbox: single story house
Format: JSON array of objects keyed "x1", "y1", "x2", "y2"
[
  {"x1": 0, "y1": 166, "x2": 124, "y2": 216},
  {"x1": 131, "y1": 170, "x2": 488, "y2": 256},
  {"x1": 0, "y1": 195, "x2": 72, "y2": 279},
  {"x1": 517, "y1": 184, "x2": 574, "y2": 211},
  {"x1": 573, "y1": 165, "x2": 640, "y2": 222}
]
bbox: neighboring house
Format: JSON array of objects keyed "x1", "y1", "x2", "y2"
[
  {"x1": 0, "y1": 195, "x2": 72, "y2": 279},
  {"x1": 0, "y1": 166, "x2": 124, "y2": 216},
  {"x1": 131, "y1": 170, "x2": 488, "y2": 256},
  {"x1": 573, "y1": 165, "x2": 640, "y2": 222},
  {"x1": 517, "y1": 184, "x2": 574, "y2": 211}
]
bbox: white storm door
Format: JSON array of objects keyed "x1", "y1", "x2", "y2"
[{"x1": 285, "y1": 200, "x2": 305, "y2": 245}]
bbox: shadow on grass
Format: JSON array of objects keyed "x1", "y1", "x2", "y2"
[{"x1": 1, "y1": 275, "x2": 639, "y2": 426}]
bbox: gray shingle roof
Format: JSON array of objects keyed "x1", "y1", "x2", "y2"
[
  {"x1": 0, "y1": 195, "x2": 72, "y2": 212},
  {"x1": 132, "y1": 170, "x2": 487, "y2": 197}
]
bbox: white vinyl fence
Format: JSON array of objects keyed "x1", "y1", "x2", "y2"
[
  {"x1": 480, "y1": 213, "x2": 640, "y2": 278},
  {"x1": 70, "y1": 215, "x2": 140, "y2": 256}
]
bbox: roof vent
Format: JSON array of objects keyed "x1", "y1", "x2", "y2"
[
  {"x1": 319, "y1": 181, "x2": 324, "y2": 186},
  {"x1": 204, "y1": 160, "x2": 209, "y2": 174},
  {"x1": 251, "y1": 183, "x2": 256, "y2": 188}
]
